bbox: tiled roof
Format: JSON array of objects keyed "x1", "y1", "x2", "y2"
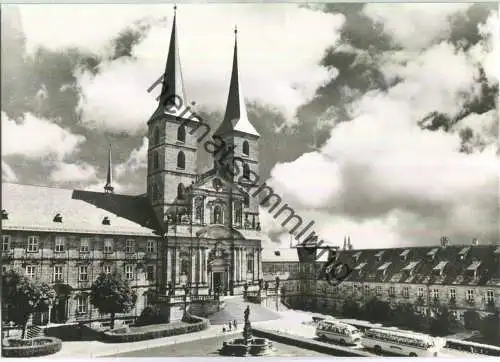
[
  {"x1": 2, "y1": 183, "x2": 159, "y2": 237},
  {"x1": 261, "y1": 247, "x2": 299, "y2": 262},
  {"x1": 332, "y1": 244, "x2": 500, "y2": 286}
]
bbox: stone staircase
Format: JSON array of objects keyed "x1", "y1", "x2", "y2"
[{"x1": 26, "y1": 325, "x2": 43, "y2": 339}]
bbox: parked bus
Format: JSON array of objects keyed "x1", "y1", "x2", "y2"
[
  {"x1": 361, "y1": 328, "x2": 439, "y2": 357},
  {"x1": 338, "y1": 318, "x2": 384, "y2": 332},
  {"x1": 445, "y1": 339, "x2": 500, "y2": 357},
  {"x1": 315, "y1": 319, "x2": 363, "y2": 345}
]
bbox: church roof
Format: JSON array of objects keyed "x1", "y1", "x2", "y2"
[
  {"x1": 214, "y1": 28, "x2": 259, "y2": 137},
  {"x1": 2, "y1": 183, "x2": 160, "y2": 237}
]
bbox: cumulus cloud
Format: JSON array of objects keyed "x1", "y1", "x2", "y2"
[
  {"x1": 115, "y1": 136, "x2": 148, "y2": 177},
  {"x1": 364, "y1": 3, "x2": 472, "y2": 50},
  {"x1": 47, "y1": 4, "x2": 345, "y2": 133},
  {"x1": 50, "y1": 162, "x2": 98, "y2": 182},
  {"x1": 1, "y1": 112, "x2": 86, "y2": 160}
]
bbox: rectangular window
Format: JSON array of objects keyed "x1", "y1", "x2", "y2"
[
  {"x1": 246, "y1": 252, "x2": 254, "y2": 273},
  {"x1": 389, "y1": 286, "x2": 396, "y2": 296},
  {"x1": 487, "y1": 290, "x2": 495, "y2": 304},
  {"x1": 402, "y1": 287, "x2": 409, "y2": 298},
  {"x1": 418, "y1": 287, "x2": 424, "y2": 297},
  {"x1": 79, "y1": 266, "x2": 88, "y2": 281},
  {"x1": 54, "y1": 236, "x2": 65, "y2": 253},
  {"x1": 26, "y1": 265, "x2": 36, "y2": 278},
  {"x1": 76, "y1": 296, "x2": 88, "y2": 314},
  {"x1": 2, "y1": 235, "x2": 11, "y2": 251},
  {"x1": 53, "y1": 266, "x2": 63, "y2": 282},
  {"x1": 126, "y1": 239, "x2": 135, "y2": 254},
  {"x1": 467, "y1": 289, "x2": 474, "y2": 301},
  {"x1": 146, "y1": 240, "x2": 155, "y2": 253},
  {"x1": 125, "y1": 265, "x2": 134, "y2": 280},
  {"x1": 376, "y1": 286, "x2": 382, "y2": 295},
  {"x1": 432, "y1": 289, "x2": 439, "y2": 300},
  {"x1": 364, "y1": 285, "x2": 370, "y2": 293},
  {"x1": 27, "y1": 236, "x2": 39, "y2": 252},
  {"x1": 449, "y1": 288, "x2": 456, "y2": 300},
  {"x1": 103, "y1": 265, "x2": 112, "y2": 275},
  {"x1": 80, "y1": 238, "x2": 90, "y2": 253},
  {"x1": 147, "y1": 265, "x2": 155, "y2": 281},
  {"x1": 103, "y1": 238, "x2": 113, "y2": 254}
]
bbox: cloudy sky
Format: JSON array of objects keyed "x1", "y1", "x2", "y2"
[{"x1": 1, "y1": 3, "x2": 498, "y2": 249}]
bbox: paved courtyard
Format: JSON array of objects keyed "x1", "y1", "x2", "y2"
[{"x1": 107, "y1": 334, "x2": 331, "y2": 357}]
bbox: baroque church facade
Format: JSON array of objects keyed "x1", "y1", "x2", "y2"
[{"x1": 1, "y1": 8, "x2": 263, "y2": 325}]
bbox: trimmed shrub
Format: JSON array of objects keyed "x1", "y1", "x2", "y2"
[
  {"x1": 2, "y1": 337, "x2": 62, "y2": 357},
  {"x1": 102, "y1": 315, "x2": 209, "y2": 343},
  {"x1": 135, "y1": 305, "x2": 169, "y2": 327}
]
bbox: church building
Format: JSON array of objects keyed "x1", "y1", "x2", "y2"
[{"x1": 1, "y1": 7, "x2": 263, "y2": 325}]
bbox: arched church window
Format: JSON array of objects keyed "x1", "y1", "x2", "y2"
[
  {"x1": 242, "y1": 140, "x2": 249, "y2": 156},
  {"x1": 177, "y1": 183, "x2": 185, "y2": 200},
  {"x1": 195, "y1": 198, "x2": 204, "y2": 223},
  {"x1": 154, "y1": 127, "x2": 160, "y2": 145},
  {"x1": 177, "y1": 151, "x2": 185, "y2": 169},
  {"x1": 234, "y1": 201, "x2": 243, "y2": 226},
  {"x1": 213, "y1": 205, "x2": 223, "y2": 224},
  {"x1": 153, "y1": 151, "x2": 159, "y2": 169},
  {"x1": 177, "y1": 125, "x2": 186, "y2": 143},
  {"x1": 243, "y1": 164, "x2": 250, "y2": 179}
]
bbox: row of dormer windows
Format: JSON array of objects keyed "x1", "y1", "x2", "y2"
[
  {"x1": 352, "y1": 247, "x2": 480, "y2": 264},
  {"x1": 348, "y1": 284, "x2": 495, "y2": 303},
  {"x1": 19, "y1": 264, "x2": 156, "y2": 282},
  {"x1": 1, "y1": 235, "x2": 157, "y2": 254}
]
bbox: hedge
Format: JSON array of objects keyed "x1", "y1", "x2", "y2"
[
  {"x1": 102, "y1": 314, "x2": 209, "y2": 343},
  {"x1": 251, "y1": 327, "x2": 371, "y2": 357},
  {"x1": 2, "y1": 337, "x2": 62, "y2": 357}
]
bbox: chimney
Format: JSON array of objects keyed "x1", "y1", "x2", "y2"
[
  {"x1": 472, "y1": 238, "x2": 479, "y2": 246},
  {"x1": 440, "y1": 236, "x2": 449, "y2": 248}
]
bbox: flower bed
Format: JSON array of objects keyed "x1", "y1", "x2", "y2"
[
  {"x1": 2, "y1": 337, "x2": 62, "y2": 357},
  {"x1": 101, "y1": 314, "x2": 209, "y2": 343}
]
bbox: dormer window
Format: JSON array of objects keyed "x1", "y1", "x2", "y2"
[
  {"x1": 432, "y1": 261, "x2": 448, "y2": 276},
  {"x1": 400, "y1": 249, "x2": 410, "y2": 261},
  {"x1": 402, "y1": 261, "x2": 419, "y2": 276},
  {"x1": 274, "y1": 250, "x2": 281, "y2": 256},
  {"x1": 1, "y1": 209, "x2": 8, "y2": 220},
  {"x1": 102, "y1": 216, "x2": 110, "y2": 225},
  {"x1": 466, "y1": 260, "x2": 481, "y2": 278},
  {"x1": 427, "y1": 248, "x2": 438, "y2": 260},
  {"x1": 377, "y1": 262, "x2": 391, "y2": 277},
  {"x1": 374, "y1": 251, "x2": 384, "y2": 262},
  {"x1": 458, "y1": 247, "x2": 470, "y2": 261},
  {"x1": 354, "y1": 262, "x2": 367, "y2": 276},
  {"x1": 53, "y1": 213, "x2": 63, "y2": 223}
]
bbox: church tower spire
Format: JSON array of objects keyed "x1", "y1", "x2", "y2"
[
  {"x1": 214, "y1": 26, "x2": 259, "y2": 137},
  {"x1": 104, "y1": 145, "x2": 114, "y2": 194}
]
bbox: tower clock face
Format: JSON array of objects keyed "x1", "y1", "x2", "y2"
[{"x1": 213, "y1": 178, "x2": 222, "y2": 192}]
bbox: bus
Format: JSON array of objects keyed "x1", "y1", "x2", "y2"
[
  {"x1": 361, "y1": 328, "x2": 439, "y2": 357},
  {"x1": 338, "y1": 318, "x2": 384, "y2": 332},
  {"x1": 315, "y1": 319, "x2": 363, "y2": 345},
  {"x1": 445, "y1": 339, "x2": 500, "y2": 357}
]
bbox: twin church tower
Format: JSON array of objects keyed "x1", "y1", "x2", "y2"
[{"x1": 143, "y1": 7, "x2": 263, "y2": 298}]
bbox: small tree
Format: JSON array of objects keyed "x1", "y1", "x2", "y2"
[
  {"x1": 480, "y1": 311, "x2": 500, "y2": 346},
  {"x1": 90, "y1": 272, "x2": 137, "y2": 330},
  {"x1": 463, "y1": 310, "x2": 481, "y2": 331},
  {"x1": 1, "y1": 269, "x2": 55, "y2": 339}
]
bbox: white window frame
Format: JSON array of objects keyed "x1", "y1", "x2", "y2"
[
  {"x1": 103, "y1": 238, "x2": 113, "y2": 254},
  {"x1": 402, "y1": 287, "x2": 409, "y2": 298},
  {"x1": 418, "y1": 287, "x2": 424, "y2": 297},
  {"x1": 125, "y1": 264, "x2": 134, "y2": 280},
  {"x1": 146, "y1": 265, "x2": 155, "y2": 281},
  {"x1": 2, "y1": 235, "x2": 11, "y2": 251},
  {"x1": 53, "y1": 265, "x2": 63, "y2": 282},
  {"x1": 376, "y1": 285, "x2": 382, "y2": 295},
  {"x1": 467, "y1": 289, "x2": 474, "y2": 301},
  {"x1": 432, "y1": 289, "x2": 439, "y2": 299},
  {"x1": 27, "y1": 236, "x2": 39, "y2": 252},
  {"x1": 449, "y1": 288, "x2": 456, "y2": 300},
  {"x1": 103, "y1": 265, "x2": 112, "y2": 275},
  {"x1": 79, "y1": 265, "x2": 88, "y2": 281},
  {"x1": 146, "y1": 240, "x2": 155, "y2": 253},
  {"x1": 80, "y1": 238, "x2": 90, "y2": 253},
  {"x1": 126, "y1": 239, "x2": 135, "y2": 254},
  {"x1": 76, "y1": 295, "x2": 88, "y2": 314},
  {"x1": 486, "y1": 290, "x2": 494, "y2": 303},
  {"x1": 388, "y1": 286, "x2": 396, "y2": 296},
  {"x1": 26, "y1": 265, "x2": 36, "y2": 278},
  {"x1": 54, "y1": 236, "x2": 65, "y2": 253},
  {"x1": 364, "y1": 285, "x2": 370, "y2": 293}
]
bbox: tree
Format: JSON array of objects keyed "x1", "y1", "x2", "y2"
[
  {"x1": 429, "y1": 307, "x2": 459, "y2": 336},
  {"x1": 342, "y1": 298, "x2": 360, "y2": 318},
  {"x1": 90, "y1": 272, "x2": 137, "y2": 329},
  {"x1": 463, "y1": 310, "x2": 481, "y2": 331},
  {"x1": 480, "y1": 311, "x2": 500, "y2": 346},
  {"x1": 362, "y1": 297, "x2": 391, "y2": 323},
  {"x1": 1, "y1": 269, "x2": 55, "y2": 339}
]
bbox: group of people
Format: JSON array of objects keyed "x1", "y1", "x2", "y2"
[{"x1": 222, "y1": 320, "x2": 238, "y2": 333}]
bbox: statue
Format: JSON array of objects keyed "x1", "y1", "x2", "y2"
[
  {"x1": 167, "y1": 282, "x2": 174, "y2": 296},
  {"x1": 275, "y1": 276, "x2": 280, "y2": 290},
  {"x1": 243, "y1": 306, "x2": 252, "y2": 343},
  {"x1": 258, "y1": 278, "x2": 264, "y2": 291},
  {"x1": 264, "y1": 281, "x2": 269, "y2": 290}
]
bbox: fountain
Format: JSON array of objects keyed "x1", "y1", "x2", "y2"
[{"x1": 219, "y1": 306, "x2": 273, "y2": 356}]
